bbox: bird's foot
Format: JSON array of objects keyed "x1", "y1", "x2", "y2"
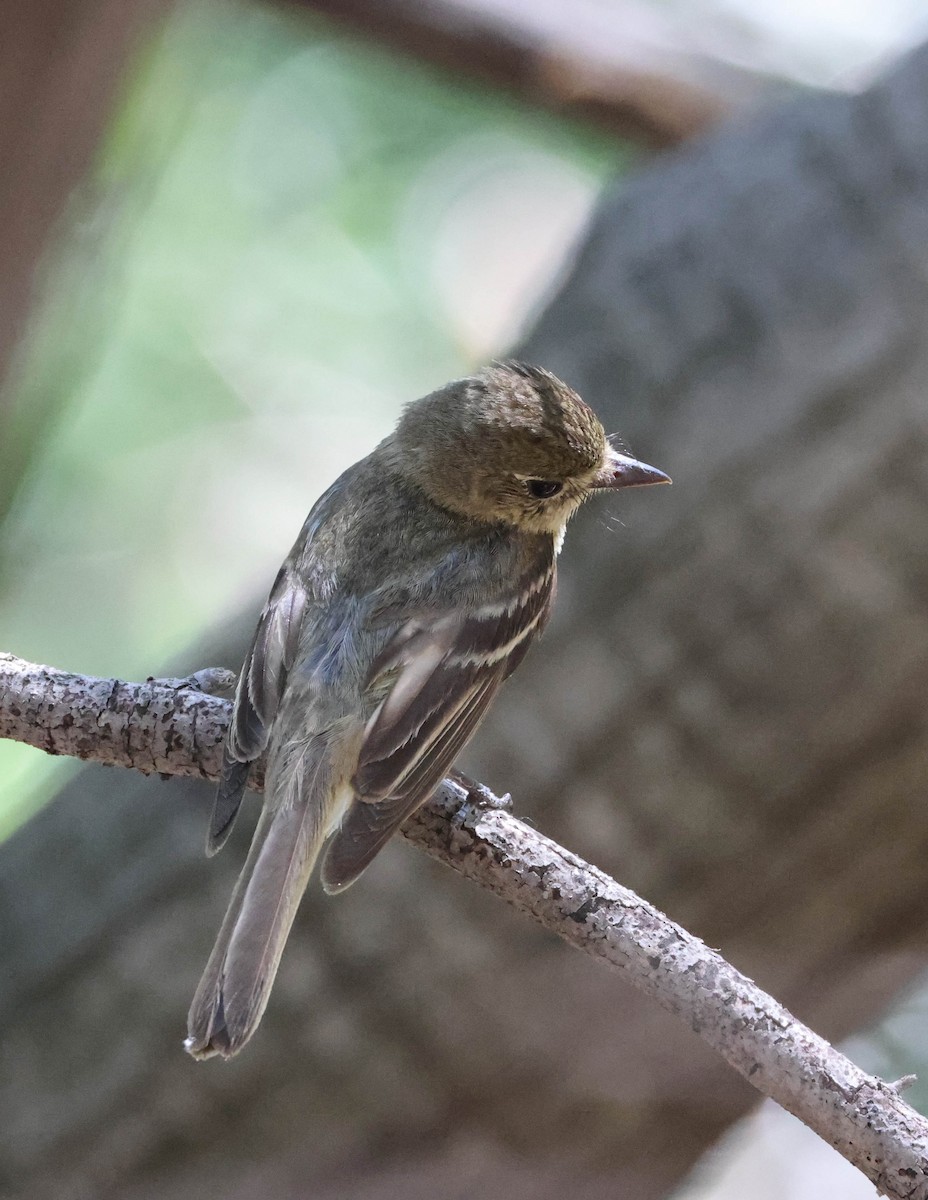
[
  {"x1": 448, "y1": 770, "x2": 512, "y2": 833},
  {"x1": 148, "y1": 667, "x2": 238, "y2": 696}
]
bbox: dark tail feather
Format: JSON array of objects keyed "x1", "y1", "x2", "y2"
[
  {"x1": 186, "y1": 806, "x2": 274, "y2": 1058},
  {"x1": 186, "y1": 753, "x2": 333, "y2": 1059},
  {"x1": 207, "y1": 752, "x2": 251, "y2": 856}
]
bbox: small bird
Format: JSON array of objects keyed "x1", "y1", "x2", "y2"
[{"x1": 186, "y1": 362, "x2": 668, "y2": 1060}]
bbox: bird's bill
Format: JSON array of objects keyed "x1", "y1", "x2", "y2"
[{"x1": 590, "y1": 449, "x2": 671, "y2": 490}]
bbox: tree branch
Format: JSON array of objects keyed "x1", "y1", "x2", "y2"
[
  {"x1": 285, "y1": 0, "x2": 792, "y2": 149},
  {"x1": 2, "y1": 649, "x2": 927, "y2": 1195}
]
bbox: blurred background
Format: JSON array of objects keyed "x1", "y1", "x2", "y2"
[{"x1": 4, "y1": 1, "x2": 928, "y2": 1197}]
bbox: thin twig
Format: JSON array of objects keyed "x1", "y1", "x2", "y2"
[{"x1": 1, "y1": 650, "x2": 926, "y2": 1196}]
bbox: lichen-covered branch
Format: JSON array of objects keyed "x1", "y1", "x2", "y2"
[
  {"x1": 0, "y1": 653, "x2": 239, "y2": 783},
  {"x1": 2, "y1": 649, "x2": 926, "y2": 1196}
]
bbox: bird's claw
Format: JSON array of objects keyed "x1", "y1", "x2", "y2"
[
  {"x1": 147, "y1": 667, "x2": 238, "y2": 697},
  {"x1": 448, "y1": 771, "x2": 512, "y2": 834}
]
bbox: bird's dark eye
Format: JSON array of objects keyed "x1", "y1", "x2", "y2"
[{"x1": 526, "y1": 479, "x2": 563, "y2": 499}]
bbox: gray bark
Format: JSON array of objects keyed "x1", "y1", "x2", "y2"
[{"x1": 6, "y1": 42, "x2": 928, "y2": 1200}]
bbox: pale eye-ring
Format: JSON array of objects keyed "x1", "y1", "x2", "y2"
[{"x1": 526, "y1": 479, "x2": 563, "y2": 499}]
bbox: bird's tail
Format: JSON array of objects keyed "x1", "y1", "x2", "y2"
[{"x1": 186, "y1": 740, "x2": 342, "y2": 1060}]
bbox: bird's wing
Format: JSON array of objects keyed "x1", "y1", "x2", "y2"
[
  {"x1": 229, "y1": 565, "x2": 309, "y2": 761},
  {"x1": 320, "y1": 567, "x2": 553, "y2": 892},
  {"x1": 208, "y1": 563, "x2": 309, "y2": 853}
]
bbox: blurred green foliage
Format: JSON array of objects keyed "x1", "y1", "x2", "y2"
[{"x1": 0, "y1": 0, "x2": 618, "y2": 837}]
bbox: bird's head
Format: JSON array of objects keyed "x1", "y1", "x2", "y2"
[{"x1": 393, "y1": 361, "x2": 669, "y2": 534}]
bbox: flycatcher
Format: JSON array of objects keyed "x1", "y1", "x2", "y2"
[{"x1": 186, "y1": 361, "x2": 669, "y2": 1060}]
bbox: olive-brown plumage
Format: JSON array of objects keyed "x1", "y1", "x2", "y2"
[{"x1": 186, "y1": 361, "x2": 668, "y2": 1060}]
